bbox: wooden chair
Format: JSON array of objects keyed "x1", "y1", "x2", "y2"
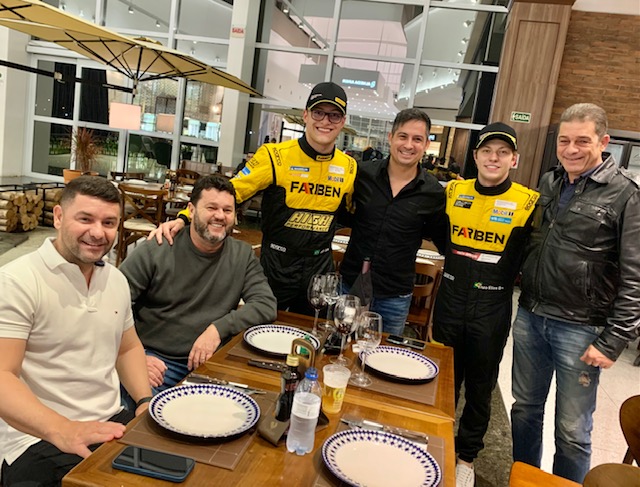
[
  {"x1": 115, "y1": 183, "x2": 166, "y2": 266},
  {"x1": 621, "y1": 395, "x2": 640, "y2": 465},
  {"x1": 406, "y1": 260, "x2": 442, "y2": 340},
  {"x1": 335, "y1": 227, "x2": 351, "y2": 236},
  {"x1": 176, "y1": 169, "x2": 201, "y2": 185},
  {"x1": 333, "y1": 249, "x2": 346, "y2": 273},
  {"x1": 110, "y1": 171, "x2": 145, "y2": 181},
  {"x1": 509, "y1": 461, "x2": 581, "y2": 486}
]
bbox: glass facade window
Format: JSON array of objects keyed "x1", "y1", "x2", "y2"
[
  {"x1": 133, "y1": 79, "x2": 179, "y2": 133},
  {"x1": 32, "y1": 121, "x2": 72, "y2": 176},
  {"x1": 183, "y1": 81, "x2": 224, "y2": 142},
  {"x1": 104, "y1": 0, "x2": 172, "y2": 32},
  {"x1": 177, "y1": 0, "x2": 232, "y2": 38},
  {"x1": 127, "y1": 134, "x2": 172, "y2": 181},
  {"x1": 34, "y1": 61, "x2": 75, "y2": 120},
  {"x1": 79, "y1": 68, "x2": 130, "y2": 124},
  {"x1": 175, "y1": 40, "x2": 229, "y2": 67}
]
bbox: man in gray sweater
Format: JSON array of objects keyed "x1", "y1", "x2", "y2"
[{"x1": 120, "y1": 175, "x2": 277, "y2": 392}]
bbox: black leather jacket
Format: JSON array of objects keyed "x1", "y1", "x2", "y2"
[{"x1": 520, "y1": 156, "x2": 640, "y2": 360}]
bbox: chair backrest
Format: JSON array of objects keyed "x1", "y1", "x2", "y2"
[
  {"x1": 176, "y1": 169, "x2": 201, "y2": 181},
  {"x1": 110, "y1": 171, "x2": 145, "y2": 181},
  {"x1": 118, "y1": 183, "x2": 166, "y2": 227},
  {"x1": 333, "y1": 249, "x2": 346, "y2": 273},
  {"x1": 621, "y1": 395, "x2": 640, "y2": 465},
  {"x1": 335, "y1": 227, "x2": 351, "y2": 236},
  {"x1": 406, "y1": 261, "x2": 443, "y2": 339},
  {"x1": 412, "y1": 261, "x2": 442, "y2": 303}
]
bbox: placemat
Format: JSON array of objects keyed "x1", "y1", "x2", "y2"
[
  {"x1": 119, "y1": 391, "x2": 277, "y2": 470},
  {"x1": 312, "y1": 421, "x2": 445, "y2": 487},
  {"x1": 350, "y1": 355, "x2": 440, "y2": 407}
]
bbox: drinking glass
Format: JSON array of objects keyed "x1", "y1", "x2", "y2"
[
  {"x1": 307, "y1": 274, "x2": 327, "y2": 336},
  {"x1": 320, "y1": 272, "x2": 342, "y2": 332},
  {"x1": 349, "y1": 312, "x2": 383, "y2": 387},
  {"x1": 331, "y1": 294, "x2": 361, "y2": 367}
]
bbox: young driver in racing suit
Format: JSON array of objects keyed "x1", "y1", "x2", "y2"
[{"x1": 432, "y1": 123, "x2": 539, "y2": 487}]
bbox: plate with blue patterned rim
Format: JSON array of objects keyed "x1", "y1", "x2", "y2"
[
  {"x1": 243, "y1": 324, "x2": 320, "y2": 357},
  {"x1": 322, "y1": 429, "x2": 441, "y2": 487},
  {"x1": 149, "y1": 384, "x2": 260, "y2": 438},
  {"x1": 362, "y1": 345, "x2": 439, "y2": 383}
]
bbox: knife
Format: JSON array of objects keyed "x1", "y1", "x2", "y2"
[
  {"x1": 340, "y1": 417, "x2": 429, "y2": 445},
  {"x1": 248, "y1": 359, "x2": 286, "y2": 372},
  {"x1": 185, "y1": 374, "x2": 266, "y2": 394}
]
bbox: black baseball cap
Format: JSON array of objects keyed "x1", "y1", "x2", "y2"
[
  {"x1": 476, "y1": 122, "x2": 518, "y2": 151},
  {"x1": 306, "y1": 82, "x2": 347, "y2": 115}
]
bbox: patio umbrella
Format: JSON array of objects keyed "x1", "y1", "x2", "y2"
[{"x1": 0, "y1": 1, "x2": 260, "y2": 96}]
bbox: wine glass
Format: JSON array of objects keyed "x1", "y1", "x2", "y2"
[
  {"x1": 320, "y1": 272, "x2": 342, "y2": 332},
  {"x1": 331, "y1": 294, "x2": 361, "y2": 366},
  {"x1": 349, "y1": 312, "x2": 383, "y2": 387},
  {"x1": 307, "y1": 274, "x2": 327, "y2": 336}
]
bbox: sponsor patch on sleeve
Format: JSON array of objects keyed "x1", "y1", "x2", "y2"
[{"x1": 494, "y1": 199, "x2": 517, "y2": 210}]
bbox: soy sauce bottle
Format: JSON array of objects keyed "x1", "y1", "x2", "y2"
[{"x1": 276, "y1": 354, "x2": 300, "y2": 422}]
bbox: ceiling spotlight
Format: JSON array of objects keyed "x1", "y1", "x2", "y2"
[
  {"x1": 156, "y1": 20, "x2": 161, "y2": 28},
  {"x1": 283, "y1": 7, "x2": 289, "y2": 14},
  {"x1": 463, "y1": 20, "x2": 473, "y2": 27},
  {"x1": 310, "y1": 35, "x2": 316, "y2": 42},
  {"x1": 298, "y1": 22, "x2": 304, "y2": 29},
  {"x1": 461, "y1": 37, "x2": 469, "y2": 44},
  {"x1": 60, "y1": 2, "x2": 66, "y2": 10},
  {"x1": 190, "y1": 48, "x2": 195, "y2": 56},
  {"x1": 458, "y1": 51, "x2": 464, "y2": 57},
  {"x1": 128, "y1": 6, "x2": 134, "y2": 14}
]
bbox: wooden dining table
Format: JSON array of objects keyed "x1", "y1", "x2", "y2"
[{"x1": 62, "y1": 311, "x2": 456, "y2": 486}]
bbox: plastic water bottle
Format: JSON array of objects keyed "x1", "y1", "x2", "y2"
[{"x1": 286, "y1": 367, "x2": 322, "y2": 455}]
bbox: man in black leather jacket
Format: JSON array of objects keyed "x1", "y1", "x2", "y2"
[{"x1": 511, "y1": 103, "x2": 640, "y2": 484}]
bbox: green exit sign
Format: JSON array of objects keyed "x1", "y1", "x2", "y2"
[{"x1": 511, "y1": 111, "x2": 531, "y2": 123}]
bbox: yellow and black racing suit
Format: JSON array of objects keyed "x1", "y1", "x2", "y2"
[
  {"x1": 233, "y1": 135, "x2": 357, "y2": 312},
  {"x1": 433, "y1": 177, "x2": 538, "y2": 462}
]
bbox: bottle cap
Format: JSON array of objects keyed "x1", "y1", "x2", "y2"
[
  {"x1": 305, "y1": 367, "x2": 318, "y2": 380},
  {"x1": 285, "y1": 354, "x2": 300, "y2": 367}
]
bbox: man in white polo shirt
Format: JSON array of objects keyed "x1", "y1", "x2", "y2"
[{"x1": 0, "y1": 177, "x2": 151, "y2": 486}]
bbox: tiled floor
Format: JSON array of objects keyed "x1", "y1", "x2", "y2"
[
  {"x1": 498, "y1": 290, "x2": 640, "y2": 473},
  {"x1": 3, "y1": 228, "x2": 639, "y2": 480}
]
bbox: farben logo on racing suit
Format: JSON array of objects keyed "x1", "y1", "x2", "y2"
[
  {"x1": 451, "y1": 225, "x2": 506, "y2": 245},
  {"x1": 290, "y1": 181, "x2": 342, "y2": 198}
]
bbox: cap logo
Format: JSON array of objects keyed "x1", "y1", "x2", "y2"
[{"x1": 334, "y1": 97, "x2": 346, "y2": 108}]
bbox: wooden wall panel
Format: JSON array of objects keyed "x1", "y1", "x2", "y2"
[{"x1": 491, "y1": 2, "x2": 572, "y2": 188}]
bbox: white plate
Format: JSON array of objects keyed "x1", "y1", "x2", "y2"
[
  {"x1": 363, "y1": 345, "x2": 439, "y2": 383},
  {"x1": 243, "y1": 324, "x2": 320, "y2": 357},
  {"x1": 416, "y1": 249, "x2": 445, "y2": 261},
  {"x1": 149, "y1": 384, "x2": 260, "y2": 438},
  {"x1": 332, "y1": 235, "x2": 350, "y2": 245},
  {"x1": 122, "y1": 179, "x2": 148, "y2": 186},
  {"x1": 322, "y1": 429, "x2": 441, "y2": 487}
]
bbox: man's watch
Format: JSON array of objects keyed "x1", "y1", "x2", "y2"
[{"x1": 135, "y1": 396, "x2": 153, "y2": 408}]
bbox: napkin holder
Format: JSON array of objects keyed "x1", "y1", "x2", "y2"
[{"x1": 291, "y1": 338, "x2": 315, "y2": 376}]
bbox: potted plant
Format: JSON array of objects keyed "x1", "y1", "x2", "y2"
[{"x1": 63, "y1": 127, "x2": 101, "y2": 183}]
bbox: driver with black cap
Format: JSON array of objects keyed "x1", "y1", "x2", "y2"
[{"x1": 432, "y1": 122, "x2": 539, "y2": 487}]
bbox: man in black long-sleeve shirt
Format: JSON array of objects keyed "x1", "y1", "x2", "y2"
[{"x1": 340, "y1": 109, "x2": 447, "y2": 334}]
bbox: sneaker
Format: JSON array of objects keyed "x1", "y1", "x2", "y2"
[{"x1": 456, "y1": 462, "x2": 475, "y2": 487}]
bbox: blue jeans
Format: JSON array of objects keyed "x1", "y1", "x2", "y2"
[
  {"x1": 511, "y1": 307, "x2": 601, "y2": 483},
  {"x1": 342, "y1": 283, "x2": 411, "y2": 335},
  {"x1": 121, "y1": 349, "x2": 190, "y2": 411}
]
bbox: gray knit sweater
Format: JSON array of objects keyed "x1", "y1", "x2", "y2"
[{"x1": 120, "y1": 229, "x2": 277, "y2": 358}]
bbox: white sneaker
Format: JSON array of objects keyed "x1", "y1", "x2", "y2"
[{"x1": 456, "y1": 462, "x2": 475, "y2": 487}]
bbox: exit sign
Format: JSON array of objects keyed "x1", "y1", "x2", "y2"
[{"x1": 511, "y1": 111, "x2": 531, "y2": 123}]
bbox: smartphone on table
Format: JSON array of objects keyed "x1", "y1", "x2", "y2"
[
  {"x1": 112, "y1": 446, "x2": 195, "y2": 483},
  {"x1": 386, "y1": 334, "x2": 426, "y2": 351}
]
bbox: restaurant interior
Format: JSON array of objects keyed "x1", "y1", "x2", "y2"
[{"x1": 0, "y1": 0, "x2": 638, "y2": 486}]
